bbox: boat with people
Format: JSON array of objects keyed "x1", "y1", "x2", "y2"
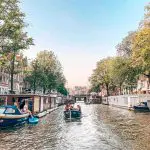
[
  {"x1": 64, "y1": 104, "x2": 81, "y2": 119},
  {"x1": 0, "y1": 105, "x2": 30, "y2": 127},
  {"x1": 133, "y1": 102, "x2": 150, "y2": 112}
]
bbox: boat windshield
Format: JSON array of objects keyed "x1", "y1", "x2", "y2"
[
  {"x1": 0, "y1": 107, "x2": 5, "y2": 114},
  {"x1": 5, "y1": 108, "x2": 16, "y2": 114}
]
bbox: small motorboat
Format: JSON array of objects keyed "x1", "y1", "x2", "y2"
[
  {"x1": 28, "y1": 116, "x2": 39, "y2": 124},
  {"x1": 133, "y1": 102, "x2": 150, "y2": 112},
  {"x1": 0, "y1": 105, "x2": 29, "y2": 127},
  {"x1": 64, "y1": 104, "x2": 81, "y2": 119}
]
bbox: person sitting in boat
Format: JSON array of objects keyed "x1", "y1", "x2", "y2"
[
  {"x1": 14, "y1": 102, "x2": 18, "y2": 108},
  {"x1": 65, "y1": 104, "x2": 70, "y2": 111},
  {"x1": 77, "y1": 105, "x2": 81, "y2": 112},
  {"x1": 21, "y1": 105, "x2": 32, "y2": 115},
  {"x1": 70, "y1": 105, "x2": 74, "y2": 110},
  {"x1": 22, "y1": 105, "x2": 28, "y2": 113}
]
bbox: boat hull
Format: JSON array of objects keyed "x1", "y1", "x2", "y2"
[
  {"x1": 64, "y1": 110, "x2": 81, "y2": 119},
  {"x1": 133, "y1": 106, "x2": 150, "y2": 112},
  {"x1": 85, "y1": 102, "x2": 91, "y2": 105},
  {"x1": 0, "y1": 114, "x2": 29, "y2": 127}
]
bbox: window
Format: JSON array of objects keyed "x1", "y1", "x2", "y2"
[
  {"x1": 0, "y1": 98, "x2": 5, "y2": 105},
  {"x1": 5, "y1": 108, "x2": 15, "y2": 114},
  {"x1": 0, "y1": 107, "x2": 5, "y2": 114},
  {"x1": 124, "y1": 98, "x2": 128, "y2": 104}
]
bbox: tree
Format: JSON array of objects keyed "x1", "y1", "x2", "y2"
[
  {"x1": 56, "y1": 83, "x2": 68, "y2": 96},
  {"x1": 140, "y1": 3, "x2": 150, "y2": 28},
  {"x1": 132, "y1": 28, "x2": 150, "y2": 87},
  {"x1": 36, "y1": 50, "x2": 59, "y2": 94},
  {"x1": 24, "y1": 59, "x2": 41, "y2": 94},
  {"x1": 0, "y1": 0, "x2": 33, "y2": 93},
  {"x1": 89, "y1": 57, "x2": 113, "y2": 96},
  {"x1": 110, "y1": 57, "x2": 129, "y2": 94},
  {"x1": 111, "y1": 57, "x2": 139, "y2": 94},
  {"x1": 131, "y1": 3, "x2": 150, "y2": 88},
  {"x1": 116, "y1": 31, "x2": 136, "y2": 57},
  {"x1": 89, "y1": 84, "x2": 100, "y2": 93},
  {"x1": 25, "y1": 50, "x2": 66, "y2": 94}
]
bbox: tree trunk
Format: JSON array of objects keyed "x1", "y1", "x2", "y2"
[
  {"x1": 10, "y1": 51, "x2": 15, "y2": 94},
  {"x1": 33, "y1": 73, "x2": 37, "y2": 94},
  {"x1": 33, "y1": 80, "x2": 36, "y2": 94},
  {"x1": 147, "y1": 73, "x2": 150, "y2": 94},
  {"x1": 43, "y1": 87, "x2": 46, "y2": 94},
  {"x1": 106, "y1": 84, "x2": 109, "y2": 96},
  {"x1": 49, "y1": 88, "x2": 52, "y2": 93},
  {"x1": 119, "y1": 83, "x2": 122, "y2": 95}
]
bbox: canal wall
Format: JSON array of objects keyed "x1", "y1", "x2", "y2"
[{"x1": 102, "y1": 94, "x2": 150, "y2": 109}]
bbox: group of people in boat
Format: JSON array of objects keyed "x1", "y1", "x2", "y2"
[{"x1": 65, "y1": 104, "x2": 81, "y2": 112}]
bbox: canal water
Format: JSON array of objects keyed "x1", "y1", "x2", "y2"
[{"x1": 1, "y1": 103, "x2": 150, "y2": 150}]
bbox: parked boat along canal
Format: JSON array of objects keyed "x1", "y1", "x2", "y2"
[{"x1": 1, "y1": 103, "x2": 150, "y2": 150}]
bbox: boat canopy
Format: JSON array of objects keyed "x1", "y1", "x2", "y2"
[{"x1": 0, "y1": 105, "x2": 21, "y2": 115}]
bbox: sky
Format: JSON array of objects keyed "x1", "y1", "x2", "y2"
[{"x1": 21, "y1": 0, "x2": 149, "y2": 88}]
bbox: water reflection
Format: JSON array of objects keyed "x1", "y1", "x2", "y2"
[
  {"x1": 1, "y1": 104, "x2": 150, "y2": 150},
  {"x1": 64, "y1": 118, "x2": 82, "y2": 123}
]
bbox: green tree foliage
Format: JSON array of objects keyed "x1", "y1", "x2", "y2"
[
  {"x1": 25, "y1": 50, "x2": 67, "y2": 95},
  {"x1": 140, "y1": 3, "x2": 150, "y2": 28},
  {"x1": 132, "y1": 3, "x2": 150, "y2": 86},
  {"x1": 90, "y1": 57, "x2": 113, "y2": 96},
  {"x1": 116, "y1": 31, "x2": 136, "y2": 57},
  {"x1": 0, "y1": 0, "x2": 33, "y2": 93},
  {"x1": 111, "y1": 57, "x2": 139, "y2": 94},
  {"x1": 132, "y1": 28, "x2": 150, "y2": 71},
  {"x1": 24, "y1": 59, "x2": 41, "y2": 94},
  {"x1": 36, "y1": 50, "x2": 61, "y2": 94},
  {"x1": 110, "y1": 57, "x2": 129, "y2": 94},
  {"x1": 132, "y1": 28, "x2": 150, "y2": 86},
  {"x1": 56, "y1": 83, "x2": 68, "y2": 96},
  {"x1": 88, "y1": 84, "x2": 100, "y2": 93}
]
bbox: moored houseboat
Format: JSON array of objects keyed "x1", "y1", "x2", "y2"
[
  {"x1": 107, "y1": 94, "x2": 150, "y2": 110},
  {"x1": 0, "y1": 94, "x2": 58, "y2": 118}
]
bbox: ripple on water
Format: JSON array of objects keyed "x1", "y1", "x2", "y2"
[{"x1": 1, "y1": 104, "x2": 150, "y2": 150}]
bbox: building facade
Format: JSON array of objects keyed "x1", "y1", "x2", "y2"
[
  {"x1": 137, "y1": 75, "x2": 150, "y2": 94},
  {"x1": 68, "y1": 86, "x2": 89, "y2": 96},
  {"x1": 100, "y1": 75, "x2": 150, "y2": 97},
  {"x1": 0, "y1": 68, "x2": 24, "y2": 94},
  {"x1": 0, "y1": 68, "x2": 9, "y2": 94}
]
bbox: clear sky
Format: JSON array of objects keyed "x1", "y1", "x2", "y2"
[{"x1": 21, "y1": 0, "x2": 149, "y2": 88}]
